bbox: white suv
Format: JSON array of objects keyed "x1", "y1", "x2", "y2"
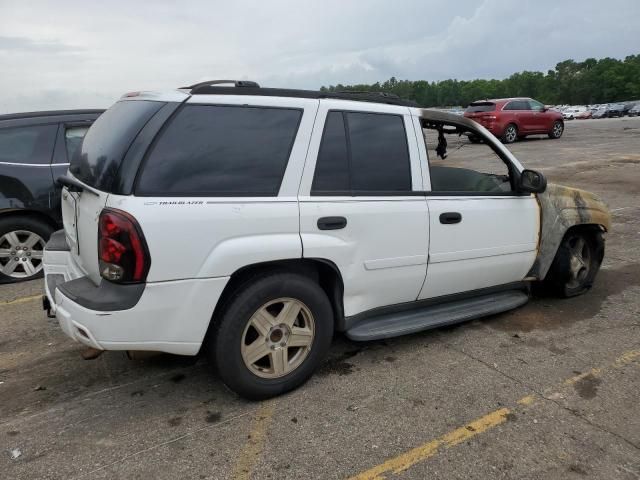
[{"x1": 43, "y1": 80, "x2": 611, "y2": 399}]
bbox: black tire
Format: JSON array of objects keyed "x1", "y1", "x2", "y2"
[
  {"x1": 209, "y1": 271, "x2": 334, "y2": 400},
  {"x1": 0, "y1": 216, "x2": 54, "y2": 284},
  {"x1": 468, "y1": 135, "x2": 482, "y2": 144},
  {"x1": 548, "y1": 120, "x2": 564, "y2": 139},
  {"x1": 501, "y1": 124, "x2": 518, "y2": 144},
  {"x1": 543, "y1": 229, "x2": 604, "y2": 297}
]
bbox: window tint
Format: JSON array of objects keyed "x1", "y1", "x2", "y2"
[
  {"x1": 529, "y1": 100, "x2": 544, "y2": 112},
  {"x1": 311, "y1": 112, "x2": 350, "y2": 192},
  {"x1": 136, "y1": 105, "x2": 302, "y2": 196},
  {"x1": 347, "y1": 112, "x2": 411, "y2": 192},
  {"x1": 64, "y1": 126, "x2": 89, "y2": 163},
  {"x1": 0, "y1": 125, "x2": 57, "y2": 164},
  {"x1": 465, "y1": 102, "x2": 495, "y2": 113},
  {"x1": 504, "y1": 100, "x2": 530, "y2": 111},
  {"x1": 71, "y1": 100, "x2": 165, "y2": 190}
]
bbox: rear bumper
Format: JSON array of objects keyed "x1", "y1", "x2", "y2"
[{"x1": 43, "y1": 231, "x2": 229, "y2": 355}]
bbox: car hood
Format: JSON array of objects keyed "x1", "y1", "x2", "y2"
[{"x1": 540, "y1": 183, "x2": 612, "y2": 231}]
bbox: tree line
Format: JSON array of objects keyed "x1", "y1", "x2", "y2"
[{"x1": 320, "y1": 55, "x2": 640, "y2": 107}]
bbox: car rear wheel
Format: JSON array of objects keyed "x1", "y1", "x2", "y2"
[
  {"x1": 209, "y1": 271, "x2": 333, "y2": 399},
  {"x1": 502, "y1": 124, "x2": 518, "y2": 144},
  {"x1": 543, "y1": 230, "x2": 604, "y2": 297},
  {"x1": 548, "y1": 120, "x2": 564, "y2": 139},
  {"x1": 0, "y1": 217, "x2": 53, "y2": 283}
]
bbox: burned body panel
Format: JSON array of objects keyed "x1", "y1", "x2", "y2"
[{"x1": 529, "y1": 183, "x2": 611, "y2": 279}]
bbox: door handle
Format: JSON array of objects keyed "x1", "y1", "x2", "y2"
[
  {"x1": 439, "y1": 212, "x2": 462, "y2": 224},
  {"x1": 317, "y1": 216, "x2": 347, "y2": 230}
]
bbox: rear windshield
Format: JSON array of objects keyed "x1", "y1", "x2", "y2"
[
  {"x1": 70, "y1": 100, "x2": 164, "y2": 190},
  {"x1": 465, "y1": 102, "x2": 496, "y2": 113}
]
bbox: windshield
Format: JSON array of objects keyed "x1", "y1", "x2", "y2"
[
  {"x1": 466, "y1": 102, "x2": 495, "y2": 113},
  {"x1": 70, "y1": 100, "x2": 165, "y2": 191}
]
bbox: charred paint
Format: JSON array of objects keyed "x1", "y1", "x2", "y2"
[{"x1": 528, "y1": 183, "x2": 611, "y2": 279}]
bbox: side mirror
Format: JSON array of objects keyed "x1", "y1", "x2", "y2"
[{"x1": 518, "y1": 169, "x2": 547, "y2": 193}]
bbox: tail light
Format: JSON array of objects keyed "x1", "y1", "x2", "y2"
[{"x1": 98, "y1": 208, "x2": 150, "y2": 283}]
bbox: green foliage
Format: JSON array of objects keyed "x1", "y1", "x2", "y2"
[{"x1": 320, "y1": 55, "x2": 640, "y2": 107}]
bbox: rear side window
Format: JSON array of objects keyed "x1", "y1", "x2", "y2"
[
  {"x1": 503, "y1": 100, "x2": 530, "y2": 111},
  {"x1": 465, "y1": 102, "x2": 495, "y2": 113},
  {"x1": 136, "y1": 105, "x2": 302, "y2": 196},
  {"x1": 311, "y1": 111, "x2": 411, "y2": 194},
  {"x1": 64, "y1": 126, "x2": 89, "y2": 163},
  {"x1": 70, "y1": 100, "x2": 165, "y2": 190},
  {"x1": 0, "y1": 125, "x2": 57, "y2": 164}
]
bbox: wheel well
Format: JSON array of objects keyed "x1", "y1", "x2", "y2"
[
  {"x1": 202, "y1": 259, "x2": 345, "y2": 352},
  {"x1": 0, "y1": 209, "x2": 58, "y2": 231}
]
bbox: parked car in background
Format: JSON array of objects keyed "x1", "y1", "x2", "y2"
[
  {"x1": 624, "y1": 102, "x2": 638, "y2": 116},
  {"x1": 464, "y1": 97, "x2": 564, "y2": 143},
  {"x1": 0, "y1": 109, "x2": 103, "y2": 283},
  {"x1": 628, "y1": 104, "x2": 640, "y2": 117},
  {"x1": 576, "y1": 109, "x2": 592, "y2": 120},
  {"x1": 606, "y1": 104, "x2": 625, "y2": 118},
  {"x1": 592, "y1": 105, "x2": 609, "y2": 119},
  {"x1": 562, "y1": 106, "x2": 587, "y2": 120}
]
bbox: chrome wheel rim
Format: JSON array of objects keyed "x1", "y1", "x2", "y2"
[
  {"x1": 505, "y1": 126, "x2": 517, "y2": 142},
  {"x1": 553, "y1": 122, "x2": 563, "y2": 137},
  {"x1": 567, "y1": 236, "x2": 591, "y2": 289},
  {"x1": 241, "y1": 297, "x2": 315, "y2": 379},
  {"x1": 0, "y1": 230, "x2": 46, "y2": 279}
]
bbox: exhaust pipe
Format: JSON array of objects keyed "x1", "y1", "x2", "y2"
[{"x1": 80, "y1": 347, "x2": 104, "y2": 360}]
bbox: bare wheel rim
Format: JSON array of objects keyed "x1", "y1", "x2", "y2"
[
  {"x1": 241, "y1": 297, "x2": 315, "y2": 379},
  {"x1": 553, "y1": 122, "x2": 563, "y2": 137},
  {"x1": 567, "y1": 236, "x2": 591, "y2": 289},
  {"x1": 505, "y1": 125, "x2": 517, "y2": 142},
  {"x1": 0, "y1": 230, "x2": 46, "y2": 279}
]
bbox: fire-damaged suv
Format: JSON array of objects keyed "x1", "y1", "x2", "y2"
[{"x1": 43, "y1": 81, "x2": 610, "y2": 399}]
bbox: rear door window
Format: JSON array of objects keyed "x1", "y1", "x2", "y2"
[
  {"x1": 70, "y1": 100, "x2": 165, "y2": 190},
  {"x1": 136, "y1": 105, "x2": 302, "y2": 196},
  {"x1": 504, "y1": 100, "x2": 530, "y2": 111},
  {"x1": 0, "y1": 125, "x2": 57, "y2": 164},
  {"x1": 311, "y1": 111, "x2": 412, "y2": 194},
  {"x1": 63, "y1": 126, "x2": 89, "y2": 163}
]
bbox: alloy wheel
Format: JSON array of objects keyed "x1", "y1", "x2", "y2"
[
  {"x1": 240, "y1": 297, "x2": 315, "y2": 379},
  {"x1": 0, "y1": 230, "x2": 46, "y2": 279},
  {"x1": 505, "y1": 125, "x2": 517, "y2": 143},
  {"x1": 553, "y1": 122, "x2": 564, "y2": 138}
]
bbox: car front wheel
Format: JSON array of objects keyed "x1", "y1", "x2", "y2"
[
  {"x1": 548, "y1": 120, "x2": 564, "y2": 139},
  {"x1": 209, "y1": 271, "x2": 334, "y2": 399},
  {"x1": 543, "y1": 230, "x2": 604, "y2": 297},
  {"x1": 0, "y1": 217, "x2": 53, "y2": 283}
]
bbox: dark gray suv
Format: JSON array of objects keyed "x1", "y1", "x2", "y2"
[{"x1": 0, "y1": 109, "x2": 103, "y2": 282}]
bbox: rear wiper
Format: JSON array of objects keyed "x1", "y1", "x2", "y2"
[{"x1": 56, "y1": 176, "x2": 99, "y2": 196}]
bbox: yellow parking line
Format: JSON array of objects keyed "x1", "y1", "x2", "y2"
[
  {"x1": 1, "y1": 294, "x2": 42, "y2": 306},
  {"x1": 348, "y1": 349, "x2": 640, "y2": 480},
  {"x1": 349, "y1": 408, "x2": 511, "y2": 480},
  {"x1": 232, "y1": 401, "x2": 276, "y2": 480}
]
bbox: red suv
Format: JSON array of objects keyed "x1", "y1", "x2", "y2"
[{"x1": 464, "y1": 97, "x2": 564, "y2": 144}]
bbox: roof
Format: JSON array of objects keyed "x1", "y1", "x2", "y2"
[
  {"x1": 177, "y1": 80, "x2": 418, "y2": 107},
  {"x1": 418, "y1": 108, "x2": 480, "y2": 129},
  {"x1": 470, "y1": 97, "x2": 531, "y2": 104},
  {"x1": 0, "y1": 109, "x2": 104, "y2": 122}
]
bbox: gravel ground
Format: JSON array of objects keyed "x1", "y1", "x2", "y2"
[{"x1": 1, "y1": 116, "x2": 639, "y2": 479}]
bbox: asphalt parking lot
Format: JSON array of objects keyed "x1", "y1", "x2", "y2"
[{"x1": 1, "y1": 117, "x2": 639, "y2": 480}]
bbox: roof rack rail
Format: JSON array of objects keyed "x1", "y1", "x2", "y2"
[
  {"x1": 181, "y1": 80, "x2": 260, "y2": 94},
  {"x1": 187, "y1": 85, "x2": 418, "y2": 107}
]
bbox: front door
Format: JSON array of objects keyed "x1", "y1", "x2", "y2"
[
  {"x1": 418, "y1": 116, "x2": 539, "y2": 299},
  {"x1": 298, "y1": 101, "x2": 429, "y2": 317}
]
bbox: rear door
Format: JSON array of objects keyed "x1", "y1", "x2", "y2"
[
  {"x1": 298, "y1": 101, "x2": 429, "y2": 318},
  {"x1": 64, "y1": 99, "x2": 167, "y2": 284}
]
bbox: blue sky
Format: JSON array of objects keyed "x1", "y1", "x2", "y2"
[{"x1": 1, "y1": 0, "x2": 639, "y2": 112}]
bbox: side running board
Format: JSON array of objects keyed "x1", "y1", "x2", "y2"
[{"x1": 345, "y1": 290, "x2": 529, "y2": 341}]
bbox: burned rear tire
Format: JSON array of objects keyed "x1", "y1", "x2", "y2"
[
  {"x1": 543, "y1": 229, "x2": 604, "y2": 297},
  {"x1": 209, "y1": 271, "x2": 334, "y2": 400}
]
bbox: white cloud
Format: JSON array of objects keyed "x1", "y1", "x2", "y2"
[{"x1": 0, "y1": 0, "x2": 638, "y2": 112}]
